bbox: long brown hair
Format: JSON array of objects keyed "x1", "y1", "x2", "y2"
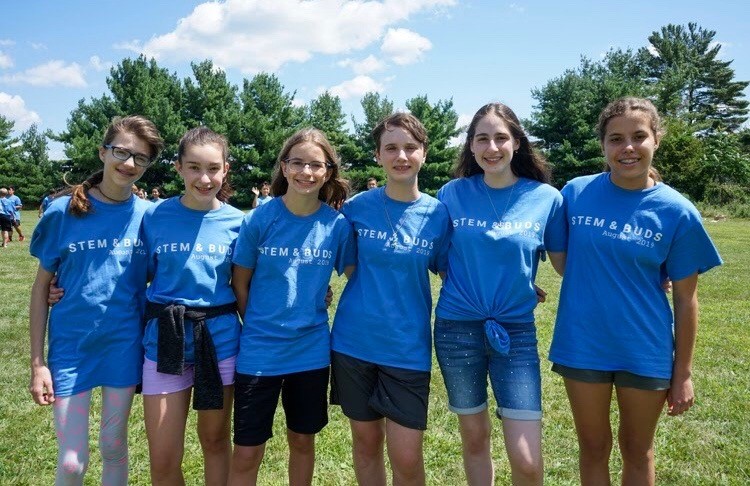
[
  {"x1": 270, "y1": 128, "x2": 349, "y2": 208},
  {"x1": 177, "y1": 126, "x2": 234, "y2": 202},
  {"x1": 68, "y1": 115, "x2": 164, "y2": 216},
  {"x1": 455, "y1": 102, "x2": 550, "y2": 184}
]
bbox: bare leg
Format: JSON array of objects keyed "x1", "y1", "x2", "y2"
[
  {"x1": 457, "y1": 410, "x2": 494, "y2": 486},
  {"x1": 197, "y1": 385, "x2": 233, "y2": 485},
  {"x1": 502, "y1": 418, "x2": 543, "y2": 485},
  {"x1": 385, "y1": 419, "x2": 425, "y2": 486},
  {"x1": 143, "y1": 389, "x2": 191, "y2": 486},
  {"x1": 349, "y1": 418, "x2": 387, "y2": 486}
]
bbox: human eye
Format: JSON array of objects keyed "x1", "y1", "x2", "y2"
[
  {"x1": 134, "y1": 154, "x2": 150, "y2": 166},
  {"x1": 608, "y1": 135, "x2": 622, "y2": 143},
  {"x1": 310, "y1": 161, "x2": 327, "y2": 171},
  {"x1": 474, "y1": 135, "x2": 488, "y2": 143},
  {"x1": 112, "y1": 147, "x2": 130, "y2": 159},
  {"x1": 289, "y1": 160, "x2": 305, "y2": 171}
]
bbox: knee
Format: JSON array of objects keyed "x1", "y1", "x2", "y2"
[
  {"x1": 199, "y1": 429, "x2": 231, "y2": 456},
  {"x1": 390, "y1": 448, "x2": 423, "y2": 478},
  {"x1": 578, "y1": 434, "x2": 612, "y2": 463},
  {"x1": 510, "y1": 456, "x2": 543, "y2": 484},
  {"x1": 149, "y1": 448, "x2": 183, "y2": 478},
  {"x1": 618, "y1": 436, "x2": 654, "y2": 467},
  {"x1": 287, "y1": 433, "x2": 315, "y2": 456},
  {"x1": 232, "y1": 445, "x2": 265, "y2": 472},
  {"x1": 99, "y1": 431, "x2": 128, "y2": 465},
  {"x1": 58, "y1": 450, "x2": 90, "y2": 482},
  {"x1": 461, "y1": 427, "x2": 491, "y2": 457},
  {"x1": 353, "y1": 428, "x2": 385, "y2": 459}
]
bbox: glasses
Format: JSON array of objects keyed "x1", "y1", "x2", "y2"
[
  {"x1": 284, "y1": 158, "x2": 332, "y2": 174},
  {"x1": 103, "y1": 145, "x2": 153, "y2": 167}
]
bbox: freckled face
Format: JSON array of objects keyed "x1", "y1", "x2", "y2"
[{"x1": 602, "y1": 112, "x2": 660, "y2": 190}]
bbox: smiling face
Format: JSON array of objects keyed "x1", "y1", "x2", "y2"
[
  {"x1": 470, "y1": 112, "x2": 519, "y2": 186},
  {"x1": 98, "y1": 131, "x2": 150, "y2": 189},
  {"x1": 281, "y1": 142, "x2": 330, "y2": 198},
  {"x1": 175, "y1": 142, "x2": 228, "y2": 210},
  {"x1": 376, "y1": 126, "x2": 425, "y2": 185},
  {"x1": 602, "y1": 112, "x2": 660, "y2": 190}
]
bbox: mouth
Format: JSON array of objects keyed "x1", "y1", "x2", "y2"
[
  {"x1": 194, "y1": 185, "x2": 215, "y2": 195},
  {"x1": 482, "y1": 155, "x2": 504, "y2": 165},
  {"x1": 617, "y1": 157, "x2": 639, "y2": 166},
  {"x1": 293, "y1": 178, "x2": 318, "y2": 188}
]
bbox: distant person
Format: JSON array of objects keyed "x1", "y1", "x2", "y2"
[
  {"x1": 150, "y1": 187, "x2": 164, "y2": 204},
  {"x1": 137, "y1": 188, "x2": 147, "y2": 200},
  {"x1": 7, "y1": 185, "x2": 24, "y2": 241},
  {"x1": 250, "y1": 181, "x2": 272, "y2": 208},
  {"x1": 0, "y1": 187, "x2": 14, "y2": 247},
  {"x1": 29, "y1": 115, "x2": 163, "y2": 485},
  {"x1": 550, "y1": 97, "x2": 723, "y2": 485},
  {"x1": 131, "y1": 184, "x2": 139, "y2": 195},
  {"x1": 366, "y1": 177, "x2": 378, "y2": 190},
  {"x1": 39, "y1": 191, "x2": 57, "y2": 218}
]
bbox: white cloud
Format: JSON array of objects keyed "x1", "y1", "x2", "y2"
[
  {"x1": 646, "y1": 44, "x2": 660, "y2": 57},
  {"x1": 380, "y1": 28, "x2": 432, "y2": 65},
  {"x1": 0, "y1": 39, "x2": 14, "y2": 47},
  {"x1": 0, "y1": 92, "x2": 41, "y2": 130},
  {"x1": 329, "y1": 75, "x2": 384, "y2": 99},
  {"x1": 338, "y1": 55, "x2": 387, "y2": 75},
  {"x1": 0, "y1": 60, "x2": 87, "y2": 87},
  {"x1": 508, "y1": 3, "x2": 525, "y2": 13},
  {"x1": 449, "y1": 113, "x2": 473, "y2": 147},
  {"x1": 709, "y1": 40, "x2": 731, "y2": 59},
  {"x1": 89, "y1": 55, "x2": 113, "y2": 72},
  {"x1": 0, "y1": 50, "x2": 13, "y2": 69},
  {"x1": 127, "y1": 0, "x2": 455, "y2": 73},
  {"x1": 30, "y1": 42, "x2": 47, "y2": 50}
]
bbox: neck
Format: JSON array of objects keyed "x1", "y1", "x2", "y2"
[
  {"x1": 95, "y1": 179, "x2": 131, "y2": 203},
  {"x1": 483, "y1": 171, "x2": 518, "y2": 189},
  {"x1": 180, "y1": 194, "x2": 220, "y2": 211},
  {"x1": 384, "y1": 180, "x2": 420, "y2": 202},
  {"x1": 610, "y1": 173, "x2": 655, "y2": 191},
  {"x1": 282, "y1": 192, "x2": 322, "y2": 216}
]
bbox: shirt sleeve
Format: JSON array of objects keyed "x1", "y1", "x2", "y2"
[
  {"x1": 543, "y1": 190, "x2": 568, "y2": 253},
  {"x1": 333, "y1": 217, "x2": 356, "y2": 275},
  {"x1": 232, "y1": 210, "x2": 263, "y2": 270},
  {"x1": 665, "y1": 208, "x2": 722, "y2": 281},
  {"x1": 30, "y1": 203, "x2": 64, "y2": 272}
]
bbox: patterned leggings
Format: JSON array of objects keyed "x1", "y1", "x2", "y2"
[{"x1": 52, "y1": 387, "x2": 135, "y2": 486}]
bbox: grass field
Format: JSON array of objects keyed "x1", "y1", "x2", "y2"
[{"x1": 0, "y1": 210, "x2": 748, "y2": 485}]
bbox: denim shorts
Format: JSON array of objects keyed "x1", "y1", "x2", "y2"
[{"x1": 434, "y1": 317, "x2": 542, "y2": 421}]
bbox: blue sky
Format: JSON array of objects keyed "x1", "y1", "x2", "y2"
[{"x1": 2, "y1": 0, "x2": 749, "y2": 158}]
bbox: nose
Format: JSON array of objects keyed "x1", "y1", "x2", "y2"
[
  {"x1": 487, "y1": 140, "x2": 499, "y2": 151},
  {"x1": 200, "y1": 172, "x2": 211, "y2": 182},
  {"x1": 121, "y1": 154, "x2": 137, "y2": 168},
  {"x1": 396, "y1": 149, "x2": 408, "y2": 160},
  {"x1": 300, "y1": 163, "x2": 314, "y2": 174}
]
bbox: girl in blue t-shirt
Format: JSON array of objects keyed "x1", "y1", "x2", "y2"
[
  {"x1": 29, "y1": 115, "x2": 164, "y2": 485},
  {"x1": 434, "y1": 102, "x2": 567, "y2": 485},
  {"x1": 550, "y1": 97, "x2": 722, "y2": 485},
  {"x1": 228, "y1": 128, "x2": 354, "y2": 486},
  {"x1": 330, "y1": 112, "x2": 451, "y2": 484},
  {"x1": 140, "y1": 127, "x2": 244, "y2": 485}
]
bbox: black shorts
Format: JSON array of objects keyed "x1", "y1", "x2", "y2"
[
  {"x1": 0, "y1": 214, "x2": 11, "y2": 232},
  {"x1": 330, "y1": 351, "x2": 430, "y2": 430},
  {"x1": 10, "y1": 218, "x2": 20, "y2": 228},
  {"x1": 233, "y1": 367, "x2": 329, "y2": 447}
]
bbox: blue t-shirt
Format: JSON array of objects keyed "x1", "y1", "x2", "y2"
[
  {"x1": 0, "y1": 197, "x2": 14, "y2": 217},
  {"x1": 436, "y1": 175, "x2": 567, "y2": 323},
  {"x1": 332, "y1": 187, "x2": 451, "y2": 371},
  {"x1": 40, "y1": 195, "x2": 53, "y2": 213},
  {"x1": 29, "y1": 194, "x2": 150, "y2": 396},
  {"x1": 141, "y1": 196, "x2": 244, "y2": 363},
  {"x1": 549, "y1": 173, "x2": 723, "y2": 379},
  {"x1": 256, "y1": 195, "x2": 273, "y2": 207},
  {"x1": 233, "y1": 197, "x2": 355, "y2": 376},
  {"x1": 7, "y1": 194, "x2": 21, "y2": 220}
]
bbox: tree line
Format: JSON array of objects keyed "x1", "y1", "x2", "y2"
[{"x1": 1, "y1": 22, "x2": 748, "y2": 211}]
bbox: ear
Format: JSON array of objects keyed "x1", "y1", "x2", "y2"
[
  {"x1": 513, "y1": 138, "x2": 521, "y2": 151},
  {"x1": 374, "y1": 150, "x2": 382, "y2": 166},
  {"x1": 98, "y1": 146, "x2": 107, "y2": 163},
  {"x1": 654, "y1": 133, "x2": 661, "y2": 150}
]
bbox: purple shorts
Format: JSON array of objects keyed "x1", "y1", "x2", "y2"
[{"x1": 141, "y1": 356, "x2": 236, "y2": 395}]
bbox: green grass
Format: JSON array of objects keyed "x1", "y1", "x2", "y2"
[{"x1": 1, "y1": 211, "x2": 748, "y2": 484}]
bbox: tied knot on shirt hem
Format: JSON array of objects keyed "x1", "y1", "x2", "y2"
[{"x1": 484, "y1": 319, "x2": 510, "y2": 355}]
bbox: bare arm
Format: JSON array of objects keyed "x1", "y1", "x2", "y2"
[
  {"x1": 29, "y1": 266, "x2": 55, "y2": 405},
  {"x1": 343, "y1": 265, "x2": 356, "y2": 279},
  {"x1": 667, "y1": 272, "x2": 699, "y2": 416},
  {"x1": 231, "y1": 265, "x2": 254, "y2": 319},
  {"x1": 548, "y1": 251, "x2": 566, "y2": 276},
  {"x1": 251, "y1": 187, "x2": 259, "y2": 209}
]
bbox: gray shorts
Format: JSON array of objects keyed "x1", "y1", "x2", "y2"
[{"x1": 552, "y1": 363, "x2": 670, "y2": 391}]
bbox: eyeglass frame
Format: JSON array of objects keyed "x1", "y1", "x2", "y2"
[
  {"x1": 282, "y1": 158, "x2": 334, "y2": 173},
  {"x1": 103, "y1": 144, "x2": 155, "y2": 168}
]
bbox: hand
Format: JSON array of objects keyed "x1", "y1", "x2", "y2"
[
  {"x1": 325, "y1": 285, "x2": 334, "y2": 308},
  {"x1": 666, "y1": 373, "x2": 694, "y2": 416},
  {"x1": 662, "y1": 278, "x2": 673, "y2": 293},
  {"x1": 251, "y1": 186, "x2": 259, "y2": 197},
  {"x1": 534, "y1": 284, "x2": 547, "y2": 303},
  {"x1": 48, "y1": 275, "x2": 64, "y2": 306},
  {"x1": 29, "y1": 365, "x2": 55, "y2": 405}
]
